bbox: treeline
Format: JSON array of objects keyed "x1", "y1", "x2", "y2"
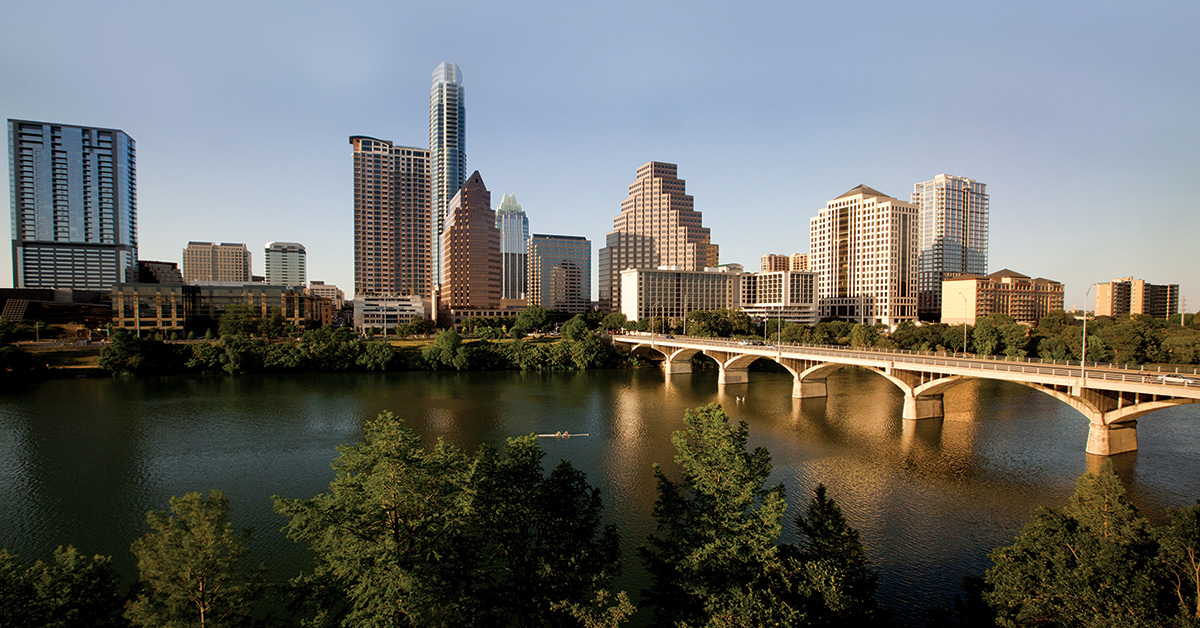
[
  {"x1": 0, "y1": 405, "x2": 881, "y2": 627},
  {"x1": 97, "y1": 318, "x2": 632, "y2": 377}
]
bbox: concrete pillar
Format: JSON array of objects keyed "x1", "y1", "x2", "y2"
[
  {"x1": 664, "y1": 359, "x2": 692, "y2": 375},
  {"x1": 792, "y1": 377, "x2": 827, "y2": 399},
  {"x1": 718, "y1": 367, "x2": 749, "y2": 386},
  {"x1": 903, "y1": 393, "x2": 944, "y2": 420},
  {"x1": 1086, "y1": 421, "x2": 1138, "y2": 456}
]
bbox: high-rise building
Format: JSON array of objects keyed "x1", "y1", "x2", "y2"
[
  {"x1": 9, "y1": 119, "x2": 137, "y2": 290},
  {"x1": 598, "y1": 161, "x2": 719, "y2": 311},
  {"x1": 809, "y1": 185, "x2": 918, "y2": 327},
  {"x1": 349, "y1": 136, "x2": 431, "y2": 297},
  {"x1": 496, "y1": 193, "x2": 529, "y2": 301},
  {"x1": 182, "y1": 242, "x2": 251, "y2": 283},
  {"x1": 789, "y1": 253, "x2": 809, "y2": 272},
  {"x1": 913, "y1": 174, "x2": 988, "y2": 321},
  {"x1": 528, "y1": 234, "x2": 591, "y2": 314},
  {"x1": 264, "y1": 242, "x2": 306, "y2": 286},
  {"x1": 439, "y1": 171, "x2": 499, "y2": 310},
  {"x1": 1095, "y1": 277, "x2": 1179, "y2": 318},
  {"x1": 429, "y1": 62, "x2": 465, "y2": 289},
  {"x1": 760, "y1": 254, "x2": 789, "y2": 273}
]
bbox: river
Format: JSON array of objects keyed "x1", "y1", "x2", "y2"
[{"x1": 2, "y1": 367, "x2": 1199, "y2": 625}]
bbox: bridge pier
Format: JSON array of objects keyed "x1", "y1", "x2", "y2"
[
  {"x1": 903, "y1": 393, "x2": 944, "y2": 421},
  {"x1": 718, "y1": 367, "x2": 749, "y2": 386},
  {"x1": 664, "y1": 359, "x2": 692, "y2": 375},
  {"x1": 793, "y1": 377, "x2": 827, "y2": 399},
  {"x1": 1086, "y1": 421, "x2": 1138, "y2": 456}
]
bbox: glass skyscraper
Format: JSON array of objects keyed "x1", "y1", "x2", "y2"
[
  {"x1": 912, "y1": 175, "x2": 988, "y2": 321},
  {"x1": 429, "y1": 62, "x2": 465, "y2": 289},
  {"x1": 528, "y1": 234, "x2": 591, "y2": 314},
  {"x1": 495, "y1": 193, "x2": 529, "y2": 301},
  {"x1": 8, "y1": 119, "x2": 137, "y2": 290}
]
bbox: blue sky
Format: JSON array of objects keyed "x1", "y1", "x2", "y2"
[{"x1": 3, "y1": 0, "x2": 1197, "y2": 310}]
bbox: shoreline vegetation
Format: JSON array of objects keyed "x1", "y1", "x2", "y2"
[{"x1": 4, "y1": 404, "x2": 1200, "y2": 627}]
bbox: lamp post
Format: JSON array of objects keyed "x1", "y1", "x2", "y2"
[
  {"x1": 1082, "y1": 284, "x2": 1094, "y2": 381},
  {"x1": 958, "y1": 292, "x2": 968, "y2": 355}
]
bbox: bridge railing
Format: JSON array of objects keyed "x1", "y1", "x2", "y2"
[{"x1": 612, "y1": 333, "x2": 1200, "y2": 389}]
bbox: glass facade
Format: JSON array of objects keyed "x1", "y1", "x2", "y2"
[
  {"x1": 430, "y1": 62, "x2": 465, "y2": 288},
  {"x1": 9, "y1": 119, "x2": 137, "y2": 290},
  {"x1": 528, "y1": 234, "x2": 591, "y2": 314},
  {"x1": 913, "y1": 174, "x2": 988, "y2": 321},
  {"x1": 495, "y1": 193, "x2": 529, "y2": 300}
]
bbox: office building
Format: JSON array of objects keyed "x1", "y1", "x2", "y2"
[
  {"x1": 496, "y1": 193, "x2": 529, "y2": 301},
  {"x1": 913, "y1": 174, "x2": 988, "y2": 321},
  {"x1": 942, "y1": 269, "x2": 1064, "y2": 325},
  {"x1": 599, "y1": 161, "x2": 719, "y2": 311},
  {"x1": 111, "y1": 282, "x2": 329, "y2": 333},
  {"x1": 137, "y1": 261, "x2": 184, "y2": 284},
  {"x1": 308, "y1": 281, "x2": 345, "y2": 309},
  {"x1": 264, "y1": 242, "x2": 306, "y2": 286},
  {"x1": 528, "y1": 234, "x2": 591, "y2": 314},
  {"x1": 439, "y1": 171, "x2": 499, "y2": 310},
  {"x1": 789, "y1": 253, "x2": 809, "y2": 272},
  {"x1": 809, "y1": 185, "x2": 918, "y2": 327},
  {"x1": 741, "y1": 270, "x2": 818, "y2": 325},
  {"x1": 1095, "y1": 277, "x2": 1180, "y2": 318},
  {"x1": 353, "y1": 295, "x2": 426, "y2": 332},
  {"x1": 619, "y1": 266, "x2": 741, "y2": 329},
  {"x1": 182, "y1": 242, "x2": 251, "y2": 283},
  {"x1": 760, "y1": 254, "x2": 789, "y2": 273},
  {"x1": 430, "y1": 62, "x2": 466, "y2": 289},
  {"x1": 350, "y1": 136, "x2": 431, "y2": 296},
  {"x1": 9, "y1": 119, "x2": 137, "y2": 290}
]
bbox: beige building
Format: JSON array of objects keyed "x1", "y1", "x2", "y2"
[
  {"x1": 809, "y1": 185, "x2": 918, "y2": 327},
  {"x1": 760, "y1": 254, "x2": 789, "y2": 272},
  {"x1": 941, "y1": 269, "x2": 1064, "y2": 325},
  {"x1": 620, "y1": 266, "x2": 741, "y2": 330},
  {"x1": 789, "y1": 253, "x2": 809, "y2": 272},
  {"x1": 350, "y1": 136, "x2": 431, "y2": 297},
  {"x1": 439, "y1": 171, "x2": 500, "y2": 311},
  {"x1": 308, "y1": 281, "x2": 345, "y2": 309},
  {"x1": 182, "y1": 242, "x2": 251, "y2": 283},
  {"x1": 599, "y1": 161, "x2": 719, "y2": 311},
  {"x1": 741, "y1": 270, "x2": 818, "y2": 325},
  {"x1": 1095, "y1": 277, "x2": 1179, "y2": 319}
]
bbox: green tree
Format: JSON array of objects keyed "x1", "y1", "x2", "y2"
[
  {"x1": 600, "y1": 312, "x2": 627, "y2": 331},
  {"x1": 1159, "y1": 503, "x2": 1200, "y2": 621},
  {"x1": 785, "y1": 485, "x2": 879, "y2": 626},
  {"x1": 127, "y1": 490, "x2": 262, "y2": 628},
  {"x1": 984, "y1": 461, "x2": 1167, "y2": 627},
  {"x1": 276, "y1": 412, "x2": 628, "y2": 627},
  {"x1": 640, "y1": 404, "x2": 797, "y2": 627},
  {"x1": 422, "y1": 328, "x2": 470, "y2": 370},
  {"x1": 562, "y1": 315, "x2": 591, "y2": 341},
  {"x1": 517, "y1": 305, "x2": 550, "y2": 333},
  {"x1": 218, "y1": 304, "x2": 261, "y2": 338},
  {"x1": 356, "y1": 339, "x2": 394, "y2": 371},
  {"x1": 0, "y1": 546, "x2": 125, "y2": 628}
]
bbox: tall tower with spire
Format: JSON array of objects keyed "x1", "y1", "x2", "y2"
[
  {"x1": 495, "y1": 193, "x2": 530, "y2": 301},
  {"x1": 429, "y1": 62, "x2": 466, "y2": 292}
]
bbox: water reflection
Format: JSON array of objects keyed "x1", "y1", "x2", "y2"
[{"x1": 1, "y1": 368, "x2": 1198, "y2": 626}]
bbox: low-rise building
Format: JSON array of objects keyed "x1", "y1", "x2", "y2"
[
  {"x1": 620, "y1": 266, "x2": 742, "y2": 329},
  {"x1": 740, "y1": 270, "x2": 818, "y2": 325},
  {"x1": 941, "y1": 269, "x2": 1064, "y2": 325},
  {"x1": 111, "y1": 282, "x2": 328, "y2": 334},
  {"x1": 353, "y1": 295, "x2": 427, "y2": 332}
]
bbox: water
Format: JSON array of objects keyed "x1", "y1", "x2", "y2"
[{"x1": 2, "y1": 367, "x2": 1199, "y2": 625}]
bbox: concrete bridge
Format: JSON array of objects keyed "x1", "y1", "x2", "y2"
[{"x1": 611, "y1": 333, "x2": 1200, "y2": 456}]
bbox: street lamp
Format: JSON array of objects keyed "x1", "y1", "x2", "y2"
[
  {"x1": 1082, "y1": 284, "x2": 1094, "y2": 381},
  {"x1": 958, "y1": 292, "x2": 968, "y2": 355}
]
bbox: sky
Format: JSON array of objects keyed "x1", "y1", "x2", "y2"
[{"x1": 2, "y1": 0, "x2": 1198, "y2": 311}]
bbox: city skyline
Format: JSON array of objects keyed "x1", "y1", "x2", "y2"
[{"x1": 2, "y1": 1, "x2": 1197, "y2": 309}]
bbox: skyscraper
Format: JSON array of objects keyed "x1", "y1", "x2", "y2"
[
  {"x1": 809, "y1": 185, "x2": 918, "y2": 327},
  {"x1": 264, "y1": 242, "x2": 307, "y2": 286},
  {"x1": 350, "y1": 136, "x2": 431, "y2": 297},
  {"x1": 429, "y1": 62, "x2": 465, "y2": 290},
  {"x1": 528, "y1": 234, "x2": 591, "y2": 314},
  {"x1": 439, "y1": 171, "x2": 499, "y2": 310},
  {"x1": 496, "y1": 193, "x2": 529, "y2": 301},
  {"x1": 9, "y1": 119, "x2": 137, "y2": 290},
  {"x1": 913, "y1": 174, "x2": 988, "y2": 321},
  {"x1": 598, "y1": 161, "x2": 719, "y2": 311}
]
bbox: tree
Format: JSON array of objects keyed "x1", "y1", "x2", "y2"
[
  {"x1": 422, "y1": 328, "x2": 470, "y2": 370},
  {"x1": 562, "y1": 315, "x2": 591, "y2": 341},
  {"x1": 1159, "y1": 503, "x2": 1200, "y2": 621},
  {"x1": 356, "y1": 339, "x2": 394, "y2": 371},
  {"x1": 218, "y1": 304, "x2": 261, "y2": 338},
  {"x1": 785, "y1": 485, "x2": 879, "y2": 626},
  {"x1": 600, "y1": 312, "x2": 627, "y2": 331},
  {"x1": 517, "y1": 305, "x2": 550, "y2": 333},
  {"x1": 127, "y1": 490, "x2": 262, "y2": 628},
  {"x1": 640, "y1": 404, "x2": 797, "y2": 627},
  {"x1": 984, "y1": 461, "x2": 1167, "y2": 627},
  {"x1": 1, "y1": 546, "x2": 126, "y2": 628},
  {"x1": 276, "y1": 412, "x2": 628, "y2": 627}
]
